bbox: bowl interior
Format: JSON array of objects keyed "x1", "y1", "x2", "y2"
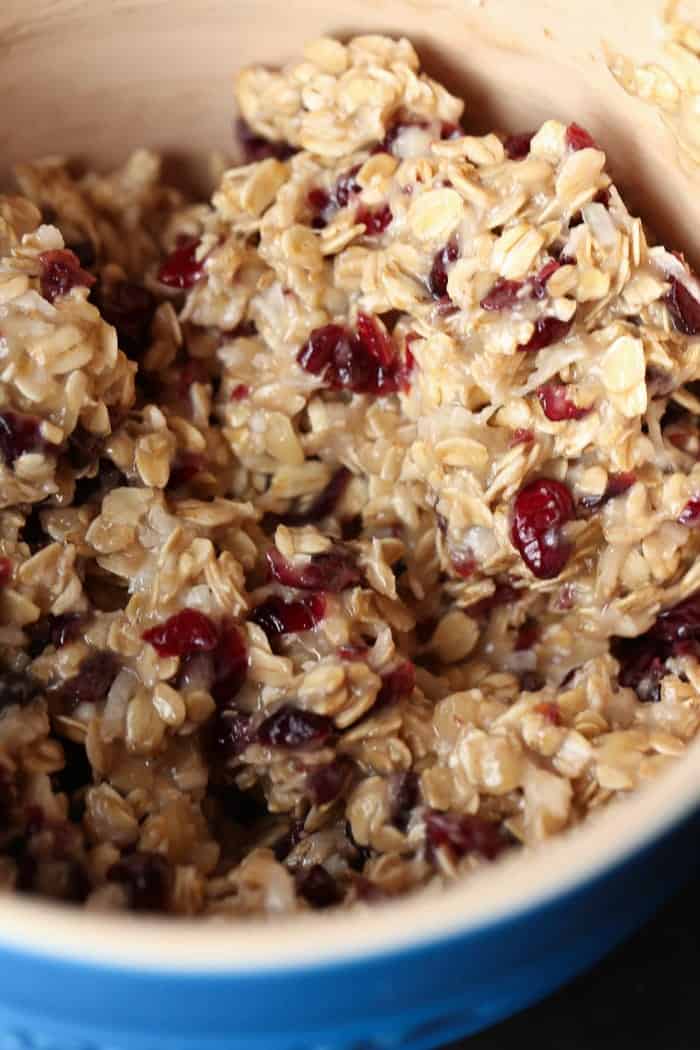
[
  {"x1": 0, "y1": 0, "x2": 699, "y2": 969},
  {"x1": 1, "y1": 0, "x2": 699, "y2": 260}
]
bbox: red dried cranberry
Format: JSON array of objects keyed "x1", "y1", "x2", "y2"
[
  {"x1": 428, "y1": 240, "x2": 459, "y2": 300},
  {"x1": 389, "y1": 771, "x2": 419, "y2": 831},
  {"x1": 95, "y1": 280, "x2": 156, "y2": 359},
  {"x1": 210, "y1": 624, "x2": 248, "y2": 704},
  {"x1": 250, "y1": 594, "x2": 326, "y2": 638},
  {"x1": 654, "y1": 593, "x2": 700, "y2": 644},
  {"x1": 504, "y1": 132, "x2": 534, "y2": 159},
  {"x1": 258, "y1": 705, "x2": 333, "y2": 749},
  {"x1": 231, "y1": 383, "x2": 250, "y2": 401},
  {"x1": 39, "y1": 249, "x2": 95, "y2": 303},
  {"x1": 0, "y1": 558, "x2": 11, "y2": 586},
  {"x1": 356, "y1": 203, "x2": 393, "y2": 236},
  {"x1": 579, "y1": 472, "x2": 636, "y2": 514},
  {"x1": 108, "y1": 851, "x2": 172, "y2": 912},
  {"x1": 515, "y1": 618, "x2": 539, "y2": 650},
  {"x1": 375, "y1": 661, "x2": 415, "y2": 710},
  {"x1": 0, "y1": 412, "x2": 45, "y2": 465},
  {"x1": 338, "y1": 643, "x2": 369, "y2": 661},
  {"x1": 297, "y1": 864, "x2": 342, "y2": 909},
  {"x1": 267, "y1": 546, "x2": 361, "y2": 593},
  {"x1": 158, "y1": 239, "x2": 205, "y2": 290},
  {"x1": 308, "y1": 167, "x2": 361, "y2": 228},
  {"x1": 530, "y1": 260, "x2": 561, "y2": 299},
  {"x1": 566, "y1": 123, "x2": 597, "y2": 151},
  {"x1": 534, "y1": 701, "x2": 562, "y2": 726},
  {"x1": 537, "y1": 383, "x2": 591, "y2": 421},
  {"x1": 510, "y1": 428, "x2": 534, "y2": 447},
  {"x1": 51, "y1": 652, "x2": 119, "y2": 712},
  {"x1": 511, "y1": 478, "x2": 575, "y2": 579},
  {"x1": 480, "y1": 278, "x2": 524, "y2": 311},
  {"x1": 297, "y1": 319, "x2": 409, "y2": 396},
  {"x1": 167, "y1": 453, "x2": 205, "y2": 490},
  {"x1": 297, "y1": 324, "x2": 347, "y2": 375},
  {"x1": 309, "y1": 757, "x2": 355, "y2": 805},
  {"x1": 235, "y1": 118, "x2": 296, "y2": 162},
  {"x1": 143, "y1": 609, "x2": 219, "y2": 657},
  {"x1": 0, "y1": 671, "x2": 40, "y2": 712},
  {"x1": 209, "y1": 708, "x2": 254, "y2": 759},
  {"x1": 665, "y1": 276, "x2": 700, "y2": 336},
  {"x1": 517, "y1": 317, "x2": 572, "y2": 352},
  {"x1": 270, "y1": 467, "x2": 351, "y2": 528},
  {"x1": 452, "y1": 553, "x2": 476, "y2": 579},
  {"x1": 425, "y1": 810, "x2": 507, "y2": 860}
]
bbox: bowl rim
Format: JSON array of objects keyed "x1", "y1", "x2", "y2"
[{"x1": 0, "y1": 733, "x2": 698, "y2": 973}]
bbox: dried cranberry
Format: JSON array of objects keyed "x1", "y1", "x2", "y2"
[
  {"x1": 143, "y1": 609, "x2": 219, "y2": 657},
  {"x1": 511, "y1": 478, "x2": 575, "y2": 579},
  {"x1": 231, "y1": 383, "x2": 250, "y2": 401},
  {"x1": 654, "y1": 593, "x2": 700, "y2": 644},
  {"x1": 0, "y1": 558, "x2": 11, "y2": 586},
  {"x1": 356, "y1": 203, "x2": 393, "y2": 236},
  {"x1": 504, "y1": 132, "x2": 534, "y2": 159},
  {"x1": 209, "y1": 708, "x2": 254, "y2": 760},
  {"x1": 425, "y1": 810, "x2": 507, "y2": 860},
  {"x1": 356, "y1": 311, "x2": 394, "y2": 367},
  {"x1": 270, "y1": 467, "x2": 351, "y2": 528},
  {"x1": 338, "y1": 643, "x2": 369, "y2": 661},
  {"x1": 235, "y1": 118, "x2": 296, "y2": 162},
  {"x1": 297, "y1": 324, "x2": 347, "y2": 376},
  {"x1": 534, "y1": 701, "x2": 562, "y2": 726},
  {"x1": 530, "y1": 260, "x2": 561, "y2": 299},
  {"x1": 679, "y1": 498, "x2": 700, "y2": 526},
  {"x1": 515, "y1": 618, "x2": 539, "y2": 650},
  {"x1": 28, "y1": 613, "x2": 84, "y2": 658},
  {"x1": 428, "y1": 240, "x2": 459, "y2": 299},
  {"x1": 308, "y1": 166, "x2": 361, "y2": 227},
  {"x1": 258, "y1": 705, "x2": 333, "y2": 750},
  {"x1": 665, "y1": 277, "x2": 700, "y2": 336},
  {"x1": 537, "y1": 383, "x2": 591, "y2": 421},
  {"x1": 309, "y1": 757, "x2": 355, "y2": 805},
  {"x1": 566, "y1": 123, "x2": 597, "y2": 151},
  {"x1": 250, "y1": 594, "x2": 326, "y2": 638},
  {"x1": 210, "y1": 624, "x2": 248, "y2": 705},
  {"x1": 517, "y1": 317, "x2": 572, "y2": 352},
  {"x1": 0, "y1": 671, "x2": 41, "y2": 712},
  {"x1": 39, "y1": 249, "x2": 95, "y2": 303},
  {"x1": 452, "y1": 553, "x2": 476, "y2": 579},
  {"x1": 267, "y1": 546, "x2": 361, "y2": 592},
  {"x1": 95, "y1": 280, "x2": 156, "y2": 359},
  {"x1": 157, "y1": 239, "x2": 205, "y2": 289},
  {"x1": 480, "y1": 278, "x2": 523, "y2": 311},
  {"x1": 297, "y1": 864, "x2": 342, "y2": 909},
  {"x1": 0, "y1": 412, "x2": 45, "y2": 465},
  {"x1": 51, "y1": 652, "x2": 119, "y2": 712},
  {"x1": 389, "y1": 771, "x2": 419, "y2": 831},
  {"x1": 108, "y1": 851, "x2": 172, "y2": 912},
  {"x1": 510, "y1": 428, "x2": 534, "y2": 447},
  {"x1": 375, "y1": 661, "x2": 415, "y2": 710},
  {"x1": 167, "y1": 453, "x2": 205, "y2": 490},
  {"x1": 578, "y1": 472, "x2": 636, "y2": 514}
]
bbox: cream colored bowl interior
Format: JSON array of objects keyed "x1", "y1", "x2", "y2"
[{"x1": 0, "y1": 0, "x2": 698, "y2": 967}]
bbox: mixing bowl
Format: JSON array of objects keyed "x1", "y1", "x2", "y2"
[{"x1": 1, "y1": 1, "x2": 700, "y2": 1047}]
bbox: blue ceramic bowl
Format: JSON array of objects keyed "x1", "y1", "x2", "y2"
[
  {"x1": 0, "y1": 750, "x2": 698, "y2": 1050},
  {"x1": 2, "y1": 2, "x2": 700, "y2": 1047}
]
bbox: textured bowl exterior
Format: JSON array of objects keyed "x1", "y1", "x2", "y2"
[{"x1": 0, "y1": 809, "x2": 698, "y2": 1050}]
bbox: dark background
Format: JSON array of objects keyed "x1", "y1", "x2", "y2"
[{"x1": 450, "y1": 876, "x2": 700, "y2": 1049}]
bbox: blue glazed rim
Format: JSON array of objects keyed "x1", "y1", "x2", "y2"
[{"x1": 0, "y1": 733, "x2": 698, "y2": 976}]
